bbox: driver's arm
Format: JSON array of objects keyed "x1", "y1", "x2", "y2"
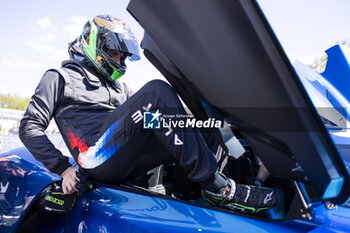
[{"x1": 19, "y1": 71, "x2": 77, "y2": 193}]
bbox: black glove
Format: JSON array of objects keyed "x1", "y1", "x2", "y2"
[
  {"x1": 40, "y1": 185, "x2": 78, "y2": 213},
  {"x1": 75, "y1": 168, "x2": 94, "y2": 196}
]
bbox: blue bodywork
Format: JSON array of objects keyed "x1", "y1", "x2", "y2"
[
  {"x1": 0, "y1": 150, "x2": 60, "y2": 233},
  {"x1": 294, "y1": 45, "x2": 350, "y2": 166},
  {"x1": 0, "y1": 149, "x2": 350, "y2": 232}
]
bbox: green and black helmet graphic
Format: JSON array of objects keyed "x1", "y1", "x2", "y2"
[{"x1": 80, "y1": 15, "x2": 140, "y2": 82}]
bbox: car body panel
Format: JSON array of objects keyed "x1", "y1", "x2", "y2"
[
  {"x1": 1, "y1": 147, "x2": 349, "y2": 233},
  {"x1": 293, "y1": 45, "x2": 350, "y2": 128},
  {"x1": 68, "y1": 185, "x2": 320, "y2": 233},
  {"x1": 322, "y1": 45, "x2": 350, "y2": 109},
  {"x1": 293, "y1": 46, "x2": 350, "y2": 205},
  {"x1": 0, "y1": 152, "x2": 60, "y2": 233},
  {"x1": 311, "y1": 203, "x2": 350, "y2": 233}
]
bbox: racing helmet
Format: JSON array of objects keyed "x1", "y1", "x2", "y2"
[{"x1": 79, "y1": 15, "x2": 140, "y2": 82}]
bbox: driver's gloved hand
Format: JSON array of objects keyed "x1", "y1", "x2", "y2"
[
  {"x1": 40, "y1": 185, "x2": 78, "y2": 213},
  {"x1": 75, "y1": 168, "x2": 94, "y2": 196}
]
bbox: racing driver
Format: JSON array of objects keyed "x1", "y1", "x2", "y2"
[{"x1": 19, "y1": 15, "x2": 279, "y2": 214}]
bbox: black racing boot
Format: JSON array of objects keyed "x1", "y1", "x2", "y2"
[{"x1": 202, "y1": 177, "x2": 280, "y2": 214}]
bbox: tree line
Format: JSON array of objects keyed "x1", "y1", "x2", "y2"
[{"x1": 0, "y1": 94, "x2": 30, "y2": 111}]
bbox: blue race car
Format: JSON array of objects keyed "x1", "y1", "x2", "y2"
[{"x1": 1, "y1": 0, "x2": 350, "y2": 232}]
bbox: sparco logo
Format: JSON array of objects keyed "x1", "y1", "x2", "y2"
[{"x1": 46, "y1": 196, "x2": 64, "y2": 206}]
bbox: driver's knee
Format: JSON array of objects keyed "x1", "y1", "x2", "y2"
[{"x1": 143, "y1": 79, "x2": 176, "y2": 98}]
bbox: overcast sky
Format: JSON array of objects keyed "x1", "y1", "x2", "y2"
[{"x1": 0, "y1": 0, "x2": 349, "y2": 97}]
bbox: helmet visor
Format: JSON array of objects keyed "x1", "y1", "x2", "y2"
[{"x1": 105, "y1": 28, "x2": 140, "y2": 61}]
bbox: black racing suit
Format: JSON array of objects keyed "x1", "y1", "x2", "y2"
[{"x1": 19, "y1": 59, "x2": 218, "y2": 183}]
